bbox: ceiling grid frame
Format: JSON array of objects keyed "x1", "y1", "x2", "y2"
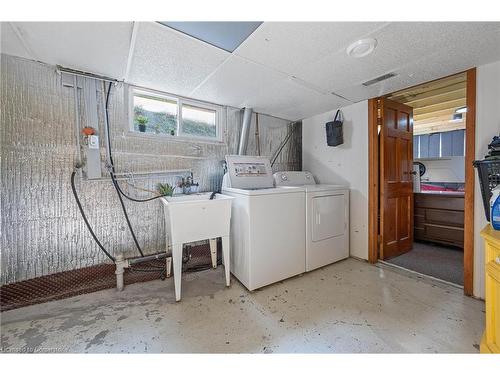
[{"x1": 1, "y1": 21, "x2": 500, "y2": 121}]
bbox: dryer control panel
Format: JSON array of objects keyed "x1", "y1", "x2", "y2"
[{"x1": 274, "y1": 171, "x2": 316, "y2": 186}]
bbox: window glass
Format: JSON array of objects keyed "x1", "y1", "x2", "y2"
[
  {"x1": 133, "y1": 92, "x2": 177, "y2": 135},
  {"x1": 181, "y1": 104, "x2": 217, "y2": 138}
]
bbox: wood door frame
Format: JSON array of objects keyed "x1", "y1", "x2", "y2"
[{"x1": 368, "y1": 68, "x2": 476, "y2": 296}]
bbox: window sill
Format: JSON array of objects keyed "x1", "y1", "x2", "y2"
[{"x1": 125, "y1": 130, "x2": 226, "y2": 145}]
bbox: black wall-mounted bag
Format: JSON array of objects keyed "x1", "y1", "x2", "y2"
[{"x1": 325, "y1": 110, "x2": 344, "y2": 146}]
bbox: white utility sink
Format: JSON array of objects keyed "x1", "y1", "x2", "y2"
[{"x1": 160, "y1": 193, "x2": 233, "y2": 301}]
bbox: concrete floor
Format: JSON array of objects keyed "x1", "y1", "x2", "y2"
[{"x1": 0, "y1": 258, "x2": 484, "y2": 353}]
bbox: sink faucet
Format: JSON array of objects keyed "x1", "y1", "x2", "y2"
[{"x1": 176, "y1": 173, "x2": 199, "y2": 195}]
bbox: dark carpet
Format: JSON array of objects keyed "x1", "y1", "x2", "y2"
[{"x1": 386, "y1": 241, "x2": 464, "y2": 285}]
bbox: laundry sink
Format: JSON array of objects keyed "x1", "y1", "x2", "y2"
[
  {"x1": 160, "y1": 192, "x2": 234, "y2": 301},
  {"x1": 160, "y1": 193, "x2": 233, "y2": 245}
]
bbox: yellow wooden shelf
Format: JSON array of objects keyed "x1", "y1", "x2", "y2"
[{"x1": 480, "y1": 224, "x2": 500, "y2": 354}]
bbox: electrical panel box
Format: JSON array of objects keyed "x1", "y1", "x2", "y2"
[{"x1": 62, "y1": 72, "x2": 102, "y2": 180}]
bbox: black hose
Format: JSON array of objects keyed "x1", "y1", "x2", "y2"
[
  {"x1": 71, "y1": 170, "x2": 116, "y2": 263},
  {"x1": 103, "y1": 84, "x2": 217, "y2": 275},
  {"x1": 111, "y1": 176, "x2": 145, "y2": 257},
  {"x1": 110, "y1": 172, "x2": 165, "y2": 202},
  {"x1": 104, "y1": 83, "x2": 145, "y2": 257},
  {"x1": 105, "y1": 82, "x2": 164, "y2": 203}
]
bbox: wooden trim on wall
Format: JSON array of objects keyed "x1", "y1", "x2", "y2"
[
  {"x1": 367, "y1": 69, "x2": 476, "y2": 295},
  {"x1": 368, "y1": 98, "x2": 379, "y2": 264},
  {"x1": 463, "y1": 68, "x2": 476, "y2": 296}
]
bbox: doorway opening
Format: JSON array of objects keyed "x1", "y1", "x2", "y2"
[{"x1": 368, "y1": 70, "x2": 476, "y2": 295}]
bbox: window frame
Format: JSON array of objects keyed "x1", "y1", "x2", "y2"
[
  {"x1": 178, "y1": 97, "x2": 223, "y2": 141},
  {"x1": 128, "y1": 86, "x2": 224, "y2": 143}
]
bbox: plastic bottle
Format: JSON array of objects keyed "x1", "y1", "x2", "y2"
[{"x1": 490, "y1": 186, "x2": 500, "y2": 230}]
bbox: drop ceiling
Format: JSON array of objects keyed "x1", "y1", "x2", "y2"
[{"x1": 1, "y1": 21, "x2": 500, "y2": 121}]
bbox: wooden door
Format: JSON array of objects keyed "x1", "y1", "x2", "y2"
[{"x1": 379, "y1": 99, "x2": 414, "y2": 259}]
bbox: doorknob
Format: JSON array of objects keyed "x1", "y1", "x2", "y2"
[{"x1": 410, "y1": 171, "x2": 417, "y2": 175}]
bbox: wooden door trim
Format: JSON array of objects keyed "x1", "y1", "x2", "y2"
[
  {"x1": 367, "y1": 69, "x2": 476, "y2": 296},
  {"x1": 368, "y1": 98, "x2": 379, "y2": 263},
  {"x1": 463, "y1": 68, "x2": 476, "y2": 296}
]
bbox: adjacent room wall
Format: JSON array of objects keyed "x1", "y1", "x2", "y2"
[
  {"x1": 0, "y1": 54, "x2": 301, "y2": 284},
  {"x1": 302, "y1": 101, "x2": 369, "y2": 260},
  {"x1": 419, "y1": 156, "x2": 465, "y2": 183},
  {"x1": 474, "y1": 60, "x2": 500, "y2": 299}
]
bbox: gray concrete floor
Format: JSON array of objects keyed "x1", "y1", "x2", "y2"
[{"x1": 0, "y1": 258, "x2": 484, "y2": 353}]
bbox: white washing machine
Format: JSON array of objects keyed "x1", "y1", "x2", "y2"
[
  {"x1": 274, "y1": 171, "x2": 349, "y2": 271},
  {"x1": 222, "y1": 156, "x2": 306, "y2": 291}
]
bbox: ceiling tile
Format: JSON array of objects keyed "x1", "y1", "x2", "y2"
[
  {"x1": 334, "y1": 22, "x2": 500, "y2": 102},
  {"x1": 294, "y1": 22, "x2": 500, "y2": 97},
  {"x1": 234, "y1": 22, "x2": 388, "y2": 77},
  {"x1": 1, "y1": 23, "x2": 32, "y2": 60},
  {"x1": 191, "y1": 55, "x2": 350, "y2": 120},
  {"x1": 128, "y1": 22, "x2": 229, "y2": 97},
  {"x1": 7, "y1": 22, "x2": 133, "y2": 79}
]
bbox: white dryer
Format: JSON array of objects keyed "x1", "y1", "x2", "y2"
[
  {"x1": 274, "y1": 171, "x2": 349, "y2": 271},
  {"x1": 222, "y1": 156, "x2": 306, "y2": 291}
]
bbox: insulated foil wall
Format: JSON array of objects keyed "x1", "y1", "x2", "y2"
[{"x1": 0, "y1": 54, "x2": 302, "y2": 284}]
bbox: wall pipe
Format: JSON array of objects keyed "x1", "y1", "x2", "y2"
[
  {"x1": 73, "y1": 75, "x2": 82, "y2": 168},
  {"x1": 238, "y1": 107, "x2": 253, "y2": 155},
  {"x1": 101, "y1": 80, "x2": 113, "y2": 170},
  {"x1": 128, "y1": 252, "x2": 171, "y2": 265},
  {"x1": 271, "y1": 122, "x2": 297, "y2": 168},
  {"x1": 255, "y1": 112, "x2": 261, "y2": 156}
]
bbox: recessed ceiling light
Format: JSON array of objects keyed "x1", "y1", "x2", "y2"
[
  {"x1": 346, "y1": 38, "x2": 377, "y2": 58},
  {"x1": 455, "y1": 106, "x2": 467, "y2": 114}
]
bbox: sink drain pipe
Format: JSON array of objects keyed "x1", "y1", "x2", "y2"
[{"x1": 115, "y1": 251, "x2": 172, "y2": 291}]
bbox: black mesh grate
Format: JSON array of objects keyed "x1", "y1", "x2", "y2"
[{"x1": 0, "y1": 241, "x2": 218, "y2": 311}]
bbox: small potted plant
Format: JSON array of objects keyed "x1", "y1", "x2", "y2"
[
  {"x1": 157, "y1": 182, "x2": 174, "y2": 197},
  {"x1": 136, "y1": 115, "x2": 148, "y2": 133}
]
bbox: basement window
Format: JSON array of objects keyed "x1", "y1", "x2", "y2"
[{"x1": 130, "y1": 87, "x2": 223, "y2": 142}]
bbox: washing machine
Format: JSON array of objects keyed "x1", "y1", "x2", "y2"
[
  {"x1": 274, "y1": 171, "x2": 349, "y2": 271},
  {"x1": 222, "y1": 155, "x2": 306, "y2": 291}
]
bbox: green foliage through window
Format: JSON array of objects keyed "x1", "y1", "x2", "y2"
[{"x1": 132, "y1": 90, "x2": 219, "y2": 139}]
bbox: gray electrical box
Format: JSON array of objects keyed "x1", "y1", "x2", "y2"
[{"x1": 63, "y1": 72, "x2": 102, "y2": 179}]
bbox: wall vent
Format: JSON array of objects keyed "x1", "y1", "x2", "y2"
[{"x1": 362, "y1": 72, "x2": 397, "y2": 86}]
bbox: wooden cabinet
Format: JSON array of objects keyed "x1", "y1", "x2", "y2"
[
  {"x1": 414, "y1": 192, "x2": 464, "y2": 248},
  {"x1": 480, "y1": 225, "x2": 500, "y2": 354}
]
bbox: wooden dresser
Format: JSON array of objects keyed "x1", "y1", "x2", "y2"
[
  {"x1": 414, "y1": 192, "x2": 465, "y2": 248},
  {"x1": 480, "y1": 225, "x2": 500, "y2": 354}
]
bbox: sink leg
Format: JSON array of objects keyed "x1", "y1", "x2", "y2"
[
  {"x1": 222, "y1": 236, "x2": 230, "y2": 287},
  {"x1": 172, "y1": 243, "x2": 183, "y2": 301},
  {"x1": 166, "y1": 256, "x2": 172, "y2": 278},
  {"x1": 209, "y1": 238, "x2": 217, "y2": 269}
]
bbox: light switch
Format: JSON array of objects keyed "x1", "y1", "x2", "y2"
[{"x1": 88, "y1": 135, "x2": 99, "y2": 149}]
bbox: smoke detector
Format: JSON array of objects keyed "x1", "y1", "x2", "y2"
[{"x1": 346, "y1": 38, "x2": 377, "y2": 58}]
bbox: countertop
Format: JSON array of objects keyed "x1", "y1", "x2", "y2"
[{"x1": 415, "y1": 191, "x2": 465, "y2": 197}]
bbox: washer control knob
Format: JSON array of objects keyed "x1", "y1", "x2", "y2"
[{"x1": 281, "y1": 173, "x2": 288, "y2": 181}]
